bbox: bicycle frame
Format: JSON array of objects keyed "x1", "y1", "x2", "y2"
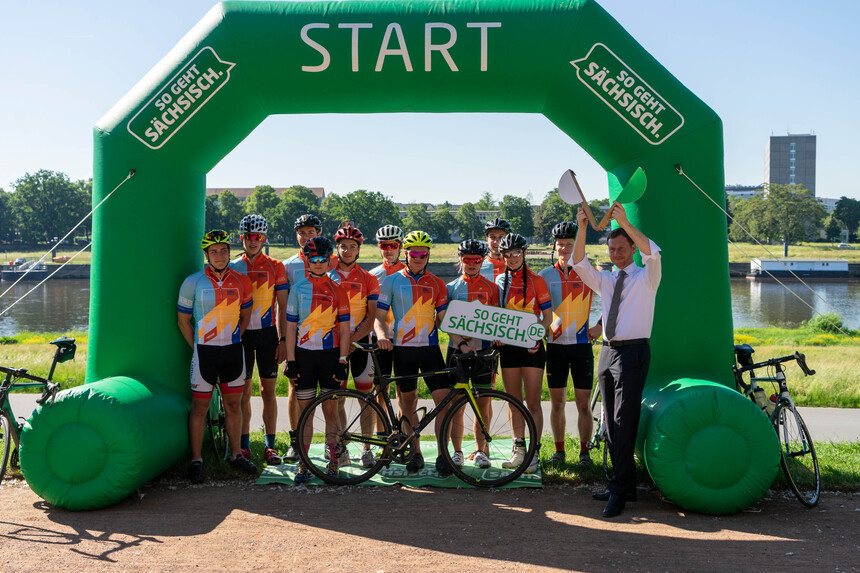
[{"x1": 338, "y1": 345, "x2": 492, "y2": 457}]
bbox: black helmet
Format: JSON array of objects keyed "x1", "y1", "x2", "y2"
[
  {"x1": 294, "y1": 214, "x2": 322, "y2": 232},
  {"x1": 551, "y1": 221, "x2": 578, "y2": 240},
  {"x1": 499, "y1": 233, "x2": 528, "y2": 251},
  {"x1": 457, "y1": 239, "x2": 489, "y2": 257},
  {"x1": 484, "y1": 217, "x2": 512, "y2": 235},
  {"x1": 302, "y1": 236, "x2": 333, "y2": 258}
]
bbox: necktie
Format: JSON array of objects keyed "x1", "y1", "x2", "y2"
[{"x1": 605, "y1": 270, "x2": 626, "y2": 340}]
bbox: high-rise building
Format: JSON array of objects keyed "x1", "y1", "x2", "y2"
[{"x1": 765, "y1": 133, "x2": 816, "y2": 196}]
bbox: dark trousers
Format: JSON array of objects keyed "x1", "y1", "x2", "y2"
[{"x1": 597, "y1": 343, "x2": 650, "y2": 497}]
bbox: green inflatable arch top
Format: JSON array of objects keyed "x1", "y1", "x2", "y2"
[{"x1": 20, "y1": 0, "x2": 777, "y2": 512}]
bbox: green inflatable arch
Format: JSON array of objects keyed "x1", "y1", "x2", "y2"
[{"x1": 20, "y1": 0, "x2": 779, "y2": 513}]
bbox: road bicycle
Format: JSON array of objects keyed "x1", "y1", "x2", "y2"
[
  {"x1": 296, "y1": 344, "x2": 537, "y2": 487},
  {"x1": 733, "y1": 344, "x2": 820, "y2": 507},
  {"x1": 586, "y1": 385, "x2": 614, "y2": 482},
  {"x1": 0, "y1": 337, "x2": 75, "y2": 483}
]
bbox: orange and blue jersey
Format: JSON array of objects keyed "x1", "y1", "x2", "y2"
[
  {"x1": 446, "y1": 273, "x2": 500, "y2": 349},
  {"x1": 495, "y1": 267, "x2": 552, "y2": 318},
  {"x1": 230, "y1": 252, "x2": 288, "y2": 330},
  {"x1": 480, "y1": 256, "x2": 507, "y2": 282},
  {"x1": 370, "y1": 260, "x2": 406, "y2": 337},
  {"x1": 538, "y1": 262, "x2": 594, "y2": 344},
  {"x1": 376, "y1": 268, "x2": 448, "y2": 347},
  {"x1": 177, "y1": 266, "x2": 253, "y2": 346},
  {"x1": 286, "y1": 275, "x2": 350, "y2": 350},
  {"x1": 329, "y1": 265, "x2": 379, "y2": 333}
]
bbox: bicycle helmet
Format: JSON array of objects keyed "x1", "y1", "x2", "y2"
[
  {"x1": 303, "y1": 236, "x2": 334, "y2": 258},
  {"x1": 484, "y1": 217, "x2": 512, "y2": 235},
  {"x1": 334, "y1": 225, "x2": 364, "y2": 245},
  {"x1": 239, "y1": 214, "x2": 268, "y2": 235},
  {"x1": 201, "y1": 229, "x2": 231, "y2": 251},
  {"x1": 375, "y1": 224, "x2": 404, "y2": 243},
  {"x1": 499, "y1": 233, "x2": 528, "y2": 251},
  {"x1": 402, "y1": 230, "x2": 433, "y2": 249},
  {"x1": 294, "y1": 213, "x2": 322, "y2": 232},
  {"x1": 551, "y1": 221, "x2": 578, "y2": 240},
  {"x1": 457, "y1": 239, "x2": 489, "y2": 258}
]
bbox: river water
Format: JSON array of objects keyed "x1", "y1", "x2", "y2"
[{"x1": 0, "y1": 278, "x2": 858, "y2": 337}]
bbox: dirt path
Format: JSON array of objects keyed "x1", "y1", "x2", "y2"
[{"x1": 1, "y1": 479, "x2": 857, "y2": 572}]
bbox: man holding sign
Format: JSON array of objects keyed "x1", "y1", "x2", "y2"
[{"x1": 571, "y1": 202, "x2": 662, "y2": 518}]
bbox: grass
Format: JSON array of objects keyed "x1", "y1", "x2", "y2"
[{"x1": 2, "y1": 326, "x2": 857, "y2": 406}]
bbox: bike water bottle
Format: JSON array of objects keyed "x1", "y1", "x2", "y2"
[
  {"x1": 766, "y1": 394, "x2": 777, "y2": 416},
  {"x1": 752, "y1": 387, "x2": 768, "y2": 412}
]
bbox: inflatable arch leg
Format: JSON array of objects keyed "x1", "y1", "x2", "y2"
[{"x1": 21, "y1": 0, "x2": 778, "y2": 512}]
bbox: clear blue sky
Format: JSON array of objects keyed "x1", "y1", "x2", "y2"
[{"x1": 2, "y1": 0, "x2": 859, "y2": 204}]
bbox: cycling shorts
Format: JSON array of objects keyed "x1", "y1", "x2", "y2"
[
  {"x1": 392, "y1": 345, "x2": 449, "y2": 394},
  {"x1": 445, "y1": 346, "x2": 495, "y2": 388},
  {"x1": 545, "y1": 342, "x2": 594, "y2": 390},
  {"x1": 295, "y1": 347, "x2": 341, "y2": 395},
  {"x1": 190, "y1": 342, "x2": 246, "y2": 398},
  {"x1": 499, "y1": 340, "x2": 546, "y2": 370},
  {"x1": 242, "y1": 326, "x2": 279, "y2": 380}
]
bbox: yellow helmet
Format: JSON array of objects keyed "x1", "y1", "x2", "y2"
[{"x1": 402, "y1": 230, "x2": 433, "y2": 249}]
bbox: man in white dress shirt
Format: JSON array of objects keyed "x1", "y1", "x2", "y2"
[{"x1": 571, "y1": 202, "x2": 661, "y2": 518}]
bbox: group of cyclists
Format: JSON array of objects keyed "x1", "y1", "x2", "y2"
[{"x1": 178, "y1": 211, "x2": 600, "y2": 485}]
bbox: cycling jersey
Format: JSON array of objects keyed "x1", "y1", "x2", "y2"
[
  {"x1": 286, "y1": 275, "x2": 350, "y2": 350},
  {"x1": 376, "y1": 268, "x2": 448, "y2": 347},
  {"x1": 283, "y1": 252, "x2": 337, "y2": 287},
  {"x1": 177, "y1": 266, "x2": 253, "y2": 346},
  {"x1": 329, "y1": 265, "x2": 379, "y2": 333},
  {"x1": 230, "y1": 252, "x2": 289, "y2": 330},
  {"x1": 538, "y1": 262, "x2": 594, "y2": 344},
  {"x1": 480, "y1": 256, "x2": 506, "y2": 281},
  {"x1": 369, "y1": 260, "x2": 406, "y2": 338},
  {"x1": 495, "y1": 267, "x2": 552, "y2": 318},
  {"x1": 446, "y1": 273, "x2": 500, "y2": 350}
]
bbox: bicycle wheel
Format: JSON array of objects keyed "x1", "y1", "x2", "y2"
[
  {"x1": 296, "y1": 389, "x2": 392, "y2": 485},
  {"x1": 206, "y1": 389, "x2": 228, "y2": 460},
  {"x1": 440, "y1": 389, "x2": 537, "y2": 487},
  {"x1": 0, "y1": 411, "x2": 11, "y2": 484},
  {"x1": 775, "y1": 403, "x2": 820, "y2": 507}
]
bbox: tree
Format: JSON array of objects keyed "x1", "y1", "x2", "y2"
[
  {"x1": 273, "y1": 185, "x2": 322, "y2": 245},
  {"x1": 824, "y1": 215, "x2": 842, "y2": 243},
  {"x1": 8, "y1": 170, "x2": 90, "y2": 243},
  {"x1": 401, "y1": 203, "x2": 433, "y2": 235},
  {"x1": 0, "y1": 189, "x2": 15, "y2": 242},
  {"x1": 833, "y1": 196, "x2": 860, "y2": 242},
  {"x1": 245, "y1": 185, "x2": 281, "y2": 222},
  {"x1": 204, "y1": 194, "x2": 224, "y2": 231},
  {"x1": 322, "y1": 189, "x2": 401, "y2": 242},
  {"x1": 729, "y1": 184, "x2": 826, "y2": 255},
  {"x1": 455, "y1": 202, "x2": 483, "y2": 240},
  {"x1": 499, "y1": 195, "x2": 534, "y2": 238},
  {"x1": 218, "y1": 190, "x2": 246, "y2": 235},
  {"x1": 533, "y1": 189, "x2": 575, "y2": 243},
  {"x1": 430, "y1": 202, "x2": 458, "y2": 243},
  {"x1": 474, "y1": 192, "x2": 496, "y2": 211}
]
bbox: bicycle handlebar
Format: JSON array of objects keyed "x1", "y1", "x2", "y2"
[
  {"x1": 733, "y1": 351, "x2": 816, "y2": 377},
  {"x1": 36, "y1": 382, "x2": 60, "y2": 406}
]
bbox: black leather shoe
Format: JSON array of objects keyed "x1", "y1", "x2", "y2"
[
  {"x1": 592, "y1": 490, "x2": 636, "y2": 502},
  {"x1": 602, "y1": 494, "x2": 625, "y2": 518}
]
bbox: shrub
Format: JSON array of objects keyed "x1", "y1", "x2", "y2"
[{"x1": 803, "y1": 313, "x2": 845, "y2": 335}]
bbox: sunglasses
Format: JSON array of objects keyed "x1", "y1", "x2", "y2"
[
  {"x1": 502, "y1": 250, "x2": 524, "y2": 258},
  {"x1": 243, "y1": 233, "x2": 265, "y2": 242},
  {"x1": 461, "y1": 256, "x2": 484, "y2": 265},
  {"x1": 379, "y1": 242, "x2": 400, "y2": 250},
  {"x1": 308, "y1": 255, "x2": 329, "y2": 264},
  {"x1": 407, "y1": 251, "x2": 429, "y2": 259}
]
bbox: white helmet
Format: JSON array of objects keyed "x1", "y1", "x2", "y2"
[
  {"x1": 239, "y1": 214, "x2": 267, "y2": 235},
  {"x1": 375, "y1": 224, "x2": 404, "y2": 243}
]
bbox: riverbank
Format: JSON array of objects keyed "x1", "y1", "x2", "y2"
[{"x1": 2, "y1": 324, "x2": 857, "y2": 407}]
